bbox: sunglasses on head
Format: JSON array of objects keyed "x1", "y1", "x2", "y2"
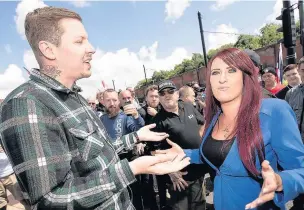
[{"x1": 159, "y1": 89, "x2": 175, "y2": 96}]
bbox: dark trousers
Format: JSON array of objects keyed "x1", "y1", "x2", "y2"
[
  {"x1": 141, "y1": 174, "x2": 159, "y2": 210},
  {"x1": 168, "y1": 177, "x2": 206, "y2": 210},
  {"x1": 128, "y1": 175, "x2": 144, "y2": 210},
  {"x1": 120, "y1": 152, "x2": 144, "y2": 210},
  {"x1": 291, "y1": 194, "x2": 304, "y2": 210},
  {"x1": 156, "y1": 175, "x2": 169, "y2": 209}
]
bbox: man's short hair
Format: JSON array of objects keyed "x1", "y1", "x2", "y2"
[
  {"x1": 96, "y1": 91, "x2": 104, "y2": 99},
  {"x1": 103, "y1": 89, "x2": 117, "y2": 98},
  {"x1": 179, "y1": 86, "x2": 193, "y2": 98},
  {"x1": 283, "y1": 64, "x2": 298, "y2": 74},
  {"x1": 145, "y1": 85, "x2": 158, "y2": 96},
  {"x1": 25, "y1": 7, "x2": 81, "y2": 59},
  {"x1": 298, "y1": 57, "x2": 304, "y2": 67}
]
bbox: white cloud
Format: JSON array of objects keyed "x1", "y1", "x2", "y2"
[
  {"x1": 0, "y1": 49, "x2": 39, "y2": 99},
  {"x1": 0, "y1": 65, "x2": 27, "y2": 99},
  {"x1": 165, "y1": 0, "x2": 190, "y2": 23},
  {"x1": 207, "y1": 23, "x2": 239, "y2": 50},
  {"x1": 23, "y1": 50, "x2": 39, "y2": 70},
  {"x1": 4, "y1": 44, "x2": 12, "y2": 54},
  {"x1": 253, "y1": 0, "x2": 299, "y2": 35},
  {"x1": 265, "y1": 0, "x2": 299, "y2": 23},
  {"x1": 210, "y1": 0, "x2": 239, "y2": 11},
  {"x1": 15, "y1": 0, "x2": 48, "y2": 39},
  {"x1": 1, "y1": 44, "x2": 188, "y2": 99},
  {"x1": 69, "y1": 1, "x2": 91, "y2": 8},
  {"x1": 77, "y1": 42, "x2": 190, "y2": 98}
]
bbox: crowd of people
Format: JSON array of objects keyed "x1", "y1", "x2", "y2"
[{"x1": 0, "y1": 6, "x2": 304, "y2": 210}]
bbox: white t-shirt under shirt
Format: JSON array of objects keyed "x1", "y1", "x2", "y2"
[{"x1": 0, "y1": 149, "x2": 14, "y2": 178}]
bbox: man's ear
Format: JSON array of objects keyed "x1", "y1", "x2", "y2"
[{"x1": 38, "y1": 41, "x2": 56, "y2": 60}]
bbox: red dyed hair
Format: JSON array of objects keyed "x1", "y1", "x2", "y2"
[{"x1": 204, "y1": 48, "x2": 264, "y2": 176}]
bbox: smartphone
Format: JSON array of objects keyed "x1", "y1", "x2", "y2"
[{"x1": 124, "y1": 101, "x2": 132, "y2": 116}]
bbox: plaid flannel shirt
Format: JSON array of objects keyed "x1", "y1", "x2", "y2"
[{"x1": 0, "y1": 69, "x2": 138, "y2": 209}]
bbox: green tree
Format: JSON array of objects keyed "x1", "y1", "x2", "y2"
[
  {"x1": 207, "y1": 43, "x2": 234, "y2": 60},
  {"x1": 234, "y1": 34, "x2": 262, "y2": 50},
  {"x1": 260, "y1": 23, "x2": 283, "y2": 47},
  {"x1": 151, "y1": 70, "x2": 170, "y2": 82},
  {"x1": 135, "y1": 78, "x2": 152, "y2": 88},
  {"x1": 191, "y1": 53, "x2": 205, "y2": 68}
]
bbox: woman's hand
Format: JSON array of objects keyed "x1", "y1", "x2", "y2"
[
  {"x1": 153, "y1": 139, "x2": 185, "y2": 160},
  {"x1": 245, "y1": 160, "x2": 283, "y2": 209}
]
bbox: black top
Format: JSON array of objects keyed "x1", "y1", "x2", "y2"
[
  {"x1": 202, "y1": 132, "x2": 235, "y2": 181},
  {"x1": 153, "y1": 101, "x2": 205, "y2": 149},
  {"x1": 203, "y1": 134, "x2": 235, "y2": 168},
  {"x1": 96, "y1": 103, "x2": 105, "y2": 112},
  {"x1": 275, "y1": 85, "x2": 292, "y2": 100},
  {"x1": 152, "y1": 101, "x2": 206, "y2": 181}
]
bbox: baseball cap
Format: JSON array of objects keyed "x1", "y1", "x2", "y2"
[
  {"x1": 158, "y1": 80, "x2": 177, "y2": 92},
  {"x1": 243, "y1": 49, "x2": 260, "y2": 68},
  {"x1": 262, "y1": 67, "x2": 277, "y2": 77}
]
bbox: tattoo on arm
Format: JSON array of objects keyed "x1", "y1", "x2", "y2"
[{"x1": 41, "y1": 65, "x2": 62, "y2": 79}]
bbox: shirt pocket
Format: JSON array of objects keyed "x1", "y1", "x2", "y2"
[{"x1": 69, "y1": 119, "x2": 104, "y2": 162}]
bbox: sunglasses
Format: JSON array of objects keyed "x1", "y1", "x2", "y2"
[
  {"x1": 159, "y1": 89, "x2": 175, "y2": 96},
  {"x1": 89, "y1": 103, "x2": 96, "y2": 105}
]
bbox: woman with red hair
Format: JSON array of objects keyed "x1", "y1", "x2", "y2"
[{"x1": 156, "y1": 48, "x2": 304, "y2": 209}]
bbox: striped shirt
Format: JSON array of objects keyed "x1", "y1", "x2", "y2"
[{"x1": 0, "y1": 69, "x2": 137, "y2": 209}]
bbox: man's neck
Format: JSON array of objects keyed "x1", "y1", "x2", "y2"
[
  {"x1": 108, "y1": 111, "x2": 119, "y2": 118},
  {"x1": 40, "y1": 65, "x2": 75, "y2": 89},
  {"x1": 265, "y1": 82, "x2": 277, "y2": 90},
  {"x1": 164, "y1": 106, "x2": 179, "y2": 115}
]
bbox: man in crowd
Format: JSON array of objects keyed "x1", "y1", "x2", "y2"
[
  {"x1": 243, "y1": 49, "x2": 275, "y2": 98},
  {"x1": 275, "y1": 64, "x2": 301, "y2": 99},
  {"x1": 261, "y1": 67, "x2": 285, "y2": 95},
  {"x1": 286, "y1": 57, "x2": 304, "y2": 141},
  {"x1": 120, "y1": 89, "x2": 145, "y2": 117},
  {"x1": 101, "y1": 89, "x2": 144, "y2": 141},
  {"x1": 87, "y1": 96, "x2": 97, "y2": 111},
  {"x1": 152, "y1": 80, "x2": 207, "y2": 210},
  {"x1": 179, "y1": 86, "x2": 196, "y2": 106},
  {"x1": 96, "y1": 90, "x2": 106, "y2": 115},
  {"x1": 0, "y1": 7, "x2": 189, "y2": 209},
  {"x1": 285, "y1": 57, "x2": 304, "y2": 209},
  {"x1": 126, "y1": 87, "x2": 140, "y2": 107},
  {"x1": 186, "y1": 82, "x2": 205, "y2": 115},
  {"x1": 141, "y1": 85, "x2": 160, "y2": 125},
  {"x1": 180, "y1": 85, "x2": 205, "y2": 116},
  {"x1": 100, "y1": 89, "x2": 145, "y2": 210},
  {"x1": 140, "y1": 85, "x2": 161, "y2": 210}
]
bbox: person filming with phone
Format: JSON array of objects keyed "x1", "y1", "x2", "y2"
[{"x1": 119, "y1": 90, "x2": 145, "y2": 118}]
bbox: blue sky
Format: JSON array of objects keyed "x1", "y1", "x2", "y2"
[{"x1": 0, "y1": 0, "x2": 283, "y2": 98}]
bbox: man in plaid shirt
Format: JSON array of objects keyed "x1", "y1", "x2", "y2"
[{"x1": 0, "y1": 7, "x2": 190, "y2": 209}]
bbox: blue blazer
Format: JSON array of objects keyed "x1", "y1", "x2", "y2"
[{"x1": 185, "y1": 99, "x2": 304, "y2": 210}]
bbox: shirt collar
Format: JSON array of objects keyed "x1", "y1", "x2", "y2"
[{"x1": 30, "y1": 68, "x2": 80, "y2": 94}]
